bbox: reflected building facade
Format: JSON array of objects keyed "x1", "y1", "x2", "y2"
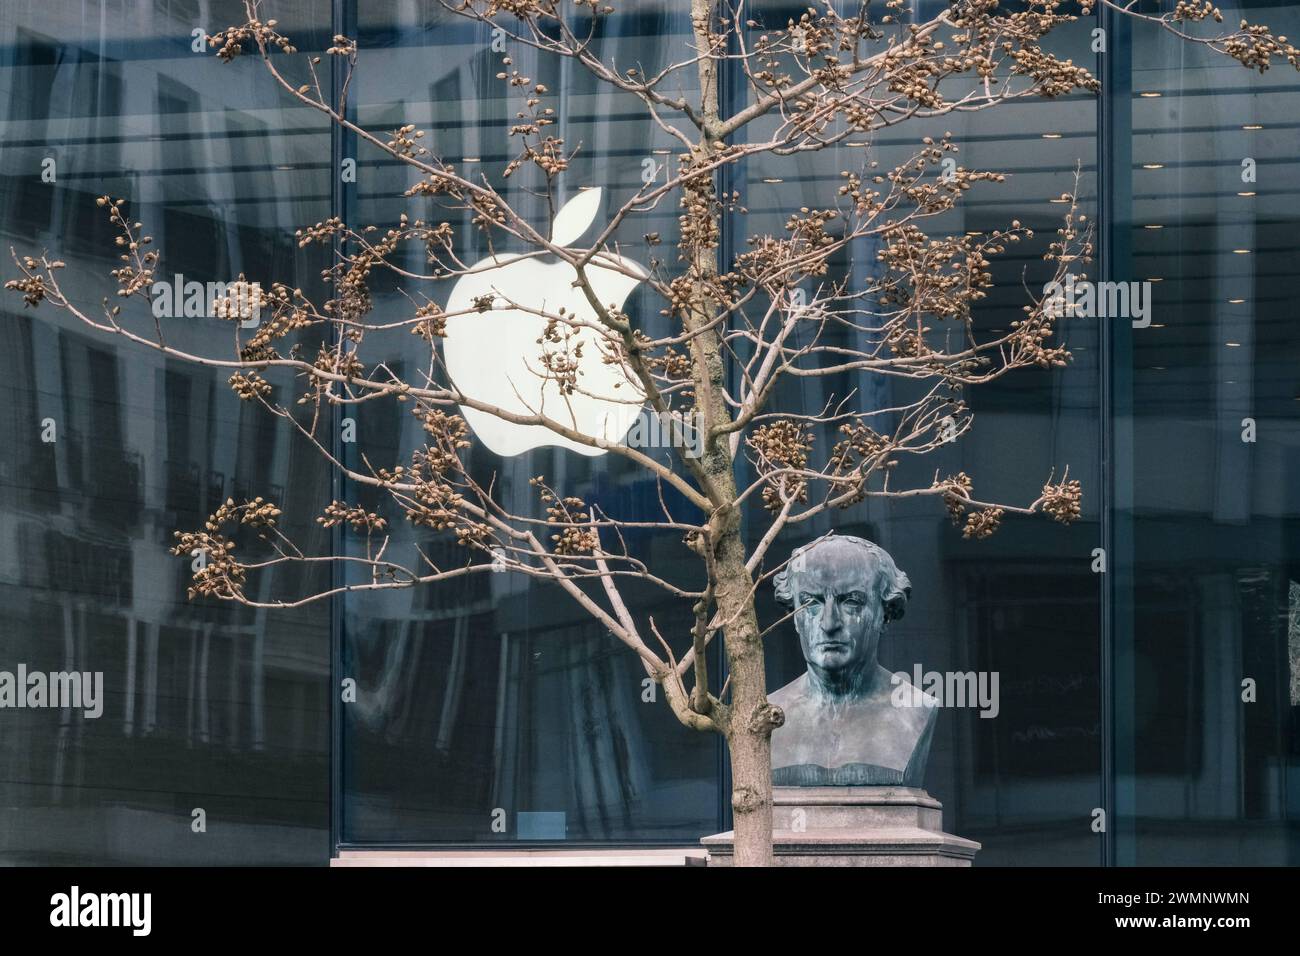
[{"x1": 0, "y1": 0, "x2": 1296, "y2": 865}]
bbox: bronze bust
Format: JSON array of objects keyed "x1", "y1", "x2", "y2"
[{"x1": 769, "y1": 534, "x2": 936, "y2": 787}]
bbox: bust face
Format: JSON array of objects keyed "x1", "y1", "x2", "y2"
[{"x1": 790, "y1": 539, "x2": 887, "y2": 688}]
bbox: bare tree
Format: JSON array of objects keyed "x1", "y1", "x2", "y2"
[{"x1": 9, "y1": 0, "x2": 1297, "y2": 865}]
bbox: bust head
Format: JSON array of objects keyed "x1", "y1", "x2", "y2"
[{"x1": 774, "y1": 535, "x2": 911, "y2": 699}]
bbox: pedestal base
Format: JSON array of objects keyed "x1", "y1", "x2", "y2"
[{"x1": 701, "y1": 786, "x2": 980, "y2": 866}]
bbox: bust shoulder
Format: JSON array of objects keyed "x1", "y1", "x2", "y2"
[
  {"x1": 767, "y1": 672, "x2": 809, "y2": 710},
  {"x1": 878, "y1": 668, "x2": 940, "y2": 734}
]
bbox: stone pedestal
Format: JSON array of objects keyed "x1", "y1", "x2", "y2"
[{"x1": 701, "y1": 786, "x2": 980, "y2": 866}]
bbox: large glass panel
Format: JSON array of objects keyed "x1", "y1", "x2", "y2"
[
  {"x1": 1113, "y1": 0, "x2": 1300, "y2": 864},
  {"x1": 338, "y1": 0, "x2": 722, "y2": 845},
  {"x1": 0, "y1": 0, "x2": 331, "y2": 864},
  {"x1": 740, "y1": 0, "x2": 1103, "y2": 865}
]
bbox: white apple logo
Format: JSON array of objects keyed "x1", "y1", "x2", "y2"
[{"x1": 441, "y1": 188, "x2": 647, "y2": 457}]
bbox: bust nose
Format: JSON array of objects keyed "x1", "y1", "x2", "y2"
[{"x1": 819, "y1": 598, "x2": 843, "y2": 635}]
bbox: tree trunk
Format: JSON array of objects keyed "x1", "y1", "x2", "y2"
[
  {"x1": 684, "y1": 0, "x2": 779, "y2": 866},
  {"x1": 714, "y1": 526, "x2": 780, "y2": 867},
  {"x1": 725, "y1": 652, "x2": 776, "y2": 866}
]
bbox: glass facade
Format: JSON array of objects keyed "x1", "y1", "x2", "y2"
[{"x1": 0, "y1": 0, "x2": 1296, "y2": 865}]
